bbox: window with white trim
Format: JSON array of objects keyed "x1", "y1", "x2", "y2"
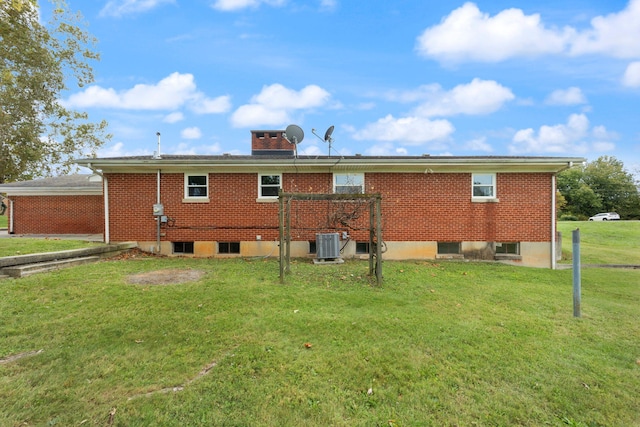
[
  {"x1": 472, "y1": 173, "x2": 496, "y2": 198},
  {"x1": 258, "y1": 174, "x2": 281, "y2": 198},
  {"x1": 334, "y1": 173, "x2": 364, "y2": 194},
  {"x1": 185, "y1": 174, "x2": 208, "y2": 198}
]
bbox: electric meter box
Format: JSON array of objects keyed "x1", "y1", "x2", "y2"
[{"x1": 152, "y1": 204, "x2": 164, "y2": 216}]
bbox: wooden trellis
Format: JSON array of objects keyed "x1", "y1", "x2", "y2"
[{"x1": 278, "y1": 191, "x2": 383, "y2": 285}]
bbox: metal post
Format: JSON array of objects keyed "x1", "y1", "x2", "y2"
[
  {"x1": 375, "y1": 196, "x2": 382, "y2": 285},
  {"x1": 279, "y1": 192, "x2": 284, "y2": 283},
  {"x1": 572, "y1": 228, "x2": 581, "y2": 318},
  {"x1": 369, "y1": 199, "x2": 374, "y2": 276},
  {"x1": 286, "y1": 197, "x2": 292, "y2": 273}
]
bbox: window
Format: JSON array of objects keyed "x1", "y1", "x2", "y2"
[
  {"x1": 472, "y1": 173, "x2": 496, "y2": 198},
  {"x1": 356, "y1": 242, "x2": 370, "y2": 254},
  {"x1": 437, "y1": 242, "x2": 460, "y2": 254},
  {"x1": 218, "y1": 242, "x2": 240, "y2": 254},
  {"x1": 185, "y1": 174, "x2": 208, "y2": 198},
  {"x1": 495, "y1": 242, "x2": 519, "y2": 255},
  {"x1": 309, "y1": 241, "x2": 317, "y2": 254},
  {"x1": 269, "y1": 132, "x2": 278, "y2": 138},
  {"x1": 173, "y1": 241, "x2": 194, "y2": 254},
  {"x1": 259, "y1": 174, "x2": 281, "y2": 198},
  {"x1": 334, "y1": 173, "x2": 364, "y2": 194}
]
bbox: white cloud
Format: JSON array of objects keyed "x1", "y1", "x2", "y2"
[
  {"x1": 319, "y1": 0, "x2": 337, "y2": 12},
  {"x1": 465, "y1": 137, "x2": 493, "y2": 152},
  {"x1": 211, "y1": 0, "x2": 285, "y2": 12},
  {"x1": 353, "y1": 115, "x2": 454, "y2": 146},
  {"x1": 510, "y1": 113, "x2": 615, "y2": 154},
  {"x1": 365, "y1": 143, "x2": 410, "y2": 156},
  {"x1": 163, "y1": 112, "x2": 184, "y2": 123},
  {"x1": 173, "y1": 142, "x2": 222, "y2": 155},
  {"x1": 181, "y1": 127, "x2": 202, "y2": 139},
  {"x1": 416, "y1": 1, "x2": 640, "y2": 63},
  {"x1": 190, "y1": 94, "x2": 232, "y2": 114},
  {"x1": 64, "y1": 72, "x2": 231, "y2": 114},
  {"x1": 230, "y1": 84, "x2": 331, "y2": 127},
  {"x1": 416, "y1": 2, "x2": 570, "y2": 62},
  {"x1": 570, "y1": 0, "x2": 640, "y2": 58},
  {"x1": 545, "y1": 87, "x2": 587, "y2": 105},
  {"x1": 413, "y1": 78, "x2": 514, "y2": 117},
  {"x1": 622, "y1": 61, "x2": 640, "y2": 87},
  {"x1": 98, "y1": 141, "x2": 151, "y2": 157},
  {"x1": 100, "y1": 0, "x2": 175, "y2": 17}
]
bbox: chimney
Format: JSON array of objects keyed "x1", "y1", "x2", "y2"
[{"x1": 251, "y1": 130, "x2": 295, "y2": 156}]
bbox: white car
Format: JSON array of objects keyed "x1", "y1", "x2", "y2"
[{"x1": 588, "y1": 212, "x2": 620, "y2": 221}]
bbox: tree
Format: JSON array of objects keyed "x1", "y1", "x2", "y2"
[
  {"x1": 556, "y1": 166, "x2": 602, "y2": 218},
  {"x1": 557, "y1": 156, "x2": 640, "y2": 219},
  {"x1": 583, "y1": 156, "x2": 640, "y2": 219},
  {"x1": 0, "y1": 0, "x2": 110, "y2": 184}
]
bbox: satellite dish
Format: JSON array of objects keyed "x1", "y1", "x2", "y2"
[
  {"x1": 324, "y1": 125, "x2": 334, "y2": 142},
  {"x1": 284, "y1": 124, "x2": 304, "y2": 145}
]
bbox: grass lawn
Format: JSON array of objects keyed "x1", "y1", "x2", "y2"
[
  {"x1": 1, "y1": 255, "x2": 639, "y2": 426},
  {"x1": 557, "y1": 220, "x2": 640, "y2": 265},
  {"x1": 0, "y1": 214, "x2": 7, "y2": 229},
  {"x1": 0, "y1": 237, "x2": 101, "y2": 258}
]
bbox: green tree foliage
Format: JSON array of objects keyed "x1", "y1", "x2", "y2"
[
  {"x1": 0, "y1": 0, "x2": 110, "y2": 183},
  {"x1": 557, "y1": 156, "x2": 640, "y2": 219}
]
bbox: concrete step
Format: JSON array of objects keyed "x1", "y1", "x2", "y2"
[{"x1": 2, "y1": 256, "x2": 101, "y2": 278}]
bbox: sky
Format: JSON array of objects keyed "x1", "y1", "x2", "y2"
[{"x1": 42, "y1": 0, "x2": 640, "y2": 172}]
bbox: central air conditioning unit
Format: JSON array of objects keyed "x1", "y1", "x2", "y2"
[{"x1": 316, "y1": 233, "x2": 340, "y2": 260}]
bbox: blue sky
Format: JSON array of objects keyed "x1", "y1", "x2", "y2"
[{"x1": 44, "y1": 0, "x2": 640, "y2": 172}]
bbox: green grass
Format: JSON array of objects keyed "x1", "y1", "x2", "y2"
[
  {"x1": 0, "y1": 237, "x2": 100, "y2": 257},
  {"x1": 0, "y1": 214, "x2": 7, "y2": 229},
  {"x1": 557, "y1": 220, "x2": 640, "y2": 264},
  {"x1": 1, "y1": 257, "x2": 639, "y2": 426}
]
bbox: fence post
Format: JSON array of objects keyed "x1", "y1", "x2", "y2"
[{"x1": 572, "y1": 228, "x2": 581, "y2": 318}]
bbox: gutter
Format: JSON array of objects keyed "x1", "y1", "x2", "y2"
[{"x1": 87, "y1": 163, "x2": 110, "y2": 244}]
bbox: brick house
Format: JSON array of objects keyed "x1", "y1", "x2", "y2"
[
  {"x1": 0, "y1": 174, "x2": 104, "y2": 235},
  {"x1": 71, "y1": 130, "x2": 584, "y2": 268}
]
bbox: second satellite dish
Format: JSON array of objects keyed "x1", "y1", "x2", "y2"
[
  {"x1": 324, "y1": 125, "x2": 334, "y2": 142},
  {"x1": 284, "y1": 124, "x2": 304, "y2": 145}
]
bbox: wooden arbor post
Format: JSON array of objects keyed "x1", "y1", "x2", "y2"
[{"x1": 278, "y1": 191, "x2": 383, "y2": 285}]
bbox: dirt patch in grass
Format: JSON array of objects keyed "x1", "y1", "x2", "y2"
[{"x1": 127, "y1": 269, "x2": 206, "y2": 286}]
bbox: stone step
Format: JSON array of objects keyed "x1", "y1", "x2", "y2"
[{"x1": 2, "y1": 256, "x2": 101, "y2": 278}]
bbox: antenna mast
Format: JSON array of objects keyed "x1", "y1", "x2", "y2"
[
  {"x1": 312, "y1": 125, "x2": 334, "y2": 157},
  {"x1": 153, "y1": 132, "x2": 162, "y2": 159}
]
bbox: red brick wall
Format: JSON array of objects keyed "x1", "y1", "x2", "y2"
[
  {"x1": 367, "y1": 172, "x2": 552, "y2": 242},
  {"x1": 106, "y1": 171, "x2": 552, "y2": 243},
  {"x1": 9, "y1": 195, "x2": 104, "y2": 234}
]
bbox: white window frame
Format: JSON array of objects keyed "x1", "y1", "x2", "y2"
[
  {"x1": 333, "y1": 173, "x2": 364, "y2": 194},
  {"x1": 184, "y1": 173, "x2": 209, "y2": 201},
  {"x1": 258, "y1": 173, "x2": 282, "y2": 200},
  {"x1": 472, "y1": 173, "x2": 497, "y2": 201}
]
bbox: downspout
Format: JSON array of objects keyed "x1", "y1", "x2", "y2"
[
  {"x1": 87, "y1": 163, "x2": 109, "y2": 244},
  {"x1": 155, "y1": 132, "x2": 162, "y2": 254},
  {"x1": 551, "y1": 174, "x2": 556, "y2": 270},
  {"x1": 9, "y1": 198, "x2": 14, "y2": 234},
  {"x1": 156, "y1": 168, "x2": 161, "y2": 254}
]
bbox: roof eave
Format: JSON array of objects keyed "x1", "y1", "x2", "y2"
[{"x1": 75, "y1": 156, "x2": 586, "y2": 174}]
